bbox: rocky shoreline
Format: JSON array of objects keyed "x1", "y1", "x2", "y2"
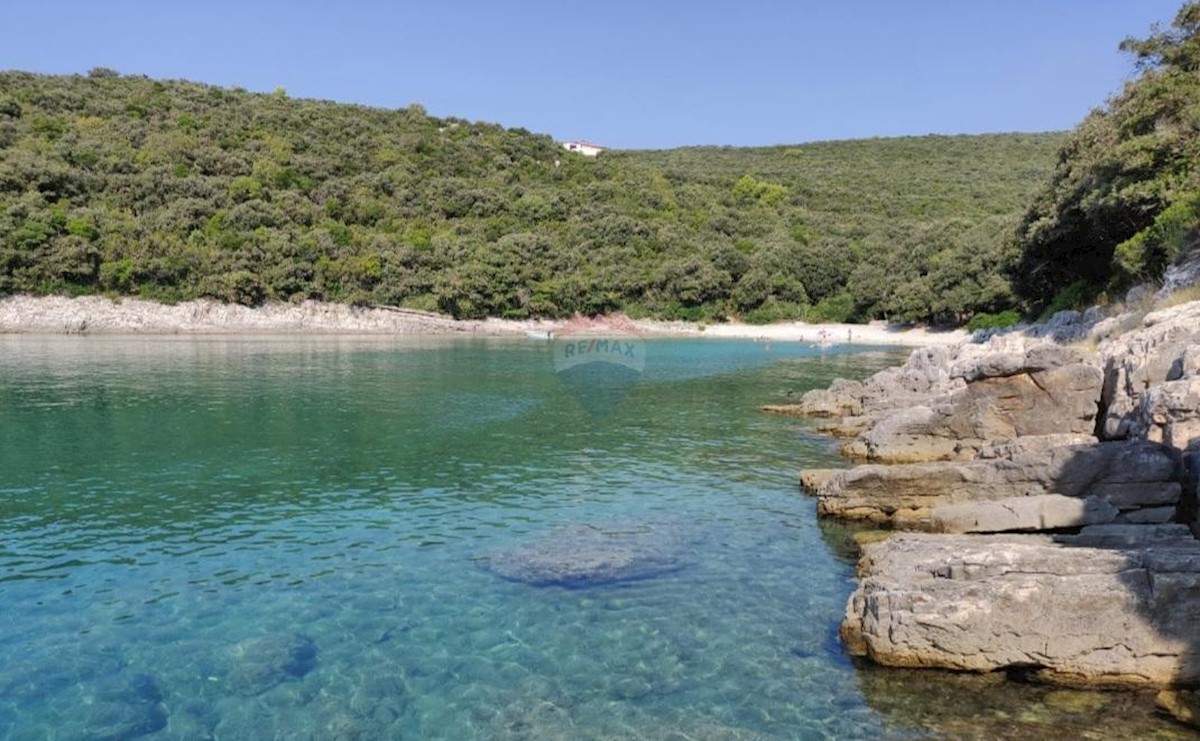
[
  {"x1": 776, "y1": 292, "x2": 1200, "y2": 728},
  {"x1": 0, "y1": 295, "x2": 533, "y2": 335},
  {"x1": 0, "y1": 295, "x2": 965, "y2": 346}
]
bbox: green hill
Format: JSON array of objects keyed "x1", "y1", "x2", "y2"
[
  {"x1": 0, "y1": 69, "x2": 1063, "y2": 323},
  {"x1": 616, "y1": 135, "x2": 1062, "y2": 323},
  {"x1": 1013, "y1": 2, "x2": 1200, "y2": 310}
]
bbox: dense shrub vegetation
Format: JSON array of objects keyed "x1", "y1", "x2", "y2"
[
  {"x1": 0, "y1": 69, "x2": 1063, "y2": 322},
  {"x1": 964, "y1": 310, "x2": 1022, "y2": 333},
  {"x1": 619, "y1": 136, "x2": 1062, "y2": 323},
  {"x1": 1013, "y1": 2, "x2": 1200, "y2": 309}
]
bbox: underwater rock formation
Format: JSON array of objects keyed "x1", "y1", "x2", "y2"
[
  {"x1": 225, "y1": 633, "x2": 318, "y2": 696},
  {"x1": 484, "y1": 523, "x2": 686, "y2": 588}
]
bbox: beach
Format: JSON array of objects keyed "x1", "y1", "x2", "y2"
[{"x1": 0, "y1": 295, "x2": 970, "y2": 348}]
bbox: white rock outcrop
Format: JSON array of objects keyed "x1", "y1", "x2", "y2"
[
  {"x1": 793, "y1": 294, "x2": 1200, "y2": 688},
  {"x1": 841, "y1": 532, "x2": 1200, "y2": 686}
]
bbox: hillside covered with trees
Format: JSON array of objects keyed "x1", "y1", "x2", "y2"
[
  {"x1": 1013, "y1": 2, "x2": 1200, "y2": 310},
  {"x1": 0, "y1": 69, "x2": 1063, "y2": 323}
]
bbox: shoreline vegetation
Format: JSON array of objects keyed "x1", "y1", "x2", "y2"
[
  {"x1": 0, "y1": 294, "x2": 967, "y2": 346},
  {"x1": 1, "y1": 8, "x2": 1198, "y2": 329},
  {"x1": 2, "y1": 4, "x2": 1197, "y2": 332},
  {"x1": 0, "y1": 70, "x2": 1060, "y2": 327}
]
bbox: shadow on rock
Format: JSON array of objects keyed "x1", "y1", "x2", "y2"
[{"x1": 855, "y1": 665, "x2": 1194, "y2": 740}]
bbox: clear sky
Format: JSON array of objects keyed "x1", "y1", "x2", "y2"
[{"x1": 0, "y1": 1, "x2": 1186, "y2": 149}]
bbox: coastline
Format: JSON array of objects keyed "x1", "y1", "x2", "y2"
[
  {"x1": 670, "y1": 320, "x2": 967, "y2": 347},
  {"x1": 0, "y1": 295, "x2": 968, "y2": 347},
  {"x1": 787, "y1": 295, "x2": 1200, "y2": 726}
]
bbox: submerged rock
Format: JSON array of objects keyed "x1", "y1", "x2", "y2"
[
  {"x1": 484, "y1": 523, "x2": 686, "y2": 587},
  {"x1": 841, "y1": 533, "x2": 1200, "y2": 686},
  {"x1": 481, "y1": 676, "x2": 774, "y2": 741},
  {"x1": 226, "y1": 633, "x2": 318, "y2": 695},
  {"x1": 760, "y1": 403, "x2": 807, "y2": 416},
  {"x1": 855, "y1": 665, "x2": 1185, "y2": 740},
  {"x1": 1042, "y1": 689, "x2": 1112, "y2": 714},
  {"x1": 61, "y1": 672, "x2": 169, "y2": 741}
]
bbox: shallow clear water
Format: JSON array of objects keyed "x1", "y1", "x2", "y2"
[{"x1": 0, "y1": 336, "x2": 1191, "y2": 740}]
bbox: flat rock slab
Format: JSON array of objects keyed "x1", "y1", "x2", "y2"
[
  {"x1": 841, "y1": 533, "x2": 1200, "y2": 686},
  {"x1": 931, "y1": 494, "x2": 1118, "y2": 534},
  {"x1": 843, "y1": 362, "x2": 1105, "y2": 464},
  {"x1": 484, "y1": 523, "x2": 687, "y2": 588},
  {"x1": 815, "y1": 439, "x2": 1181, "y2": 527},
  {"x1": 760, "y1": 404, "x2": 806, "y2": 416}
]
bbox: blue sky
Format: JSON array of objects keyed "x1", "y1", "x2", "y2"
[{"x1": 0, "y1": 1, "x2": 1185, "y2": 149}]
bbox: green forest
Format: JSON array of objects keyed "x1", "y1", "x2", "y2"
[
  {"x1": 0, "y1": 70, "x2": 1059, "y2": 324},
  {"x1": 1014, "y1": 2, "x2": 1200, "y2": 310},
  {"x1": 0, "y1": 3, "x2": 1197, "y2": 325}
]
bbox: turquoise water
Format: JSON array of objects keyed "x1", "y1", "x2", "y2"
[{"x1": 0, "y1": 336, "x2": 1189, "y2": 740}]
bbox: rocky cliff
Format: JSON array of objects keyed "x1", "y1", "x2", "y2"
[{"x1": 786, "y1": 294, "x2": 1200, "y2": 723}]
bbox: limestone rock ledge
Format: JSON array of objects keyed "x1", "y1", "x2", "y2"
[
  {"x1": 797, "y1": 297, "x2": 1200, "y2": 534},
  {"x1": 840, "y1": 356, "x2": 1104, "y2": 464},
  {"x1": 785, "y1": 292, "x2": 1200, "y2": 697},
  {"x1": 812, "y1": 439, "x2": 1181, "y2": 528},
  {"x1": 795, "y1": 300, "x2": 1200, "y2": 467},
  {"x1": 841, "y1": 532, "x2": 1200, "y2": 687}
]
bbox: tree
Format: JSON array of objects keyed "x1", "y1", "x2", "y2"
[
  {"x1": 1120, "y1": 3, "x2": 1200, "y2": 71},
  {"x1": 0, "y1": 69, "x2": 1061, "y2": 324},
  {"x1": 1012, "y1": 2, "x2": 1200, "y2": 308}
]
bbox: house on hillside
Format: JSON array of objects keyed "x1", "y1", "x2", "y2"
[{"x1": 561, "y1": 140, "x2": 605, "y2": 157}]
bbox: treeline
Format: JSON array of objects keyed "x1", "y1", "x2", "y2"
[
  {"x1": 0, "y1": 68, "x2": 1062, "y2": 323},
  {"x1": 1013, "y1": 2, "x2": 1200, "y2": 310},
  {"x1": 620, "y1": 135, "x2": 1061, "y2": 323}
]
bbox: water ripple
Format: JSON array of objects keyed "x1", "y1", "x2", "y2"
[{"x1": 0, "y1": 337, "x2": 1176, "y2": 739}]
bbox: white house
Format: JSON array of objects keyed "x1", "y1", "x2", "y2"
[{"x1": 561, "y1": 140, "x2": 605, "y2": 157}]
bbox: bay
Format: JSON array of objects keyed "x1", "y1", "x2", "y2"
[{"x1": 0, "y1": 336, "x2": 1186, "y2": 739}]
